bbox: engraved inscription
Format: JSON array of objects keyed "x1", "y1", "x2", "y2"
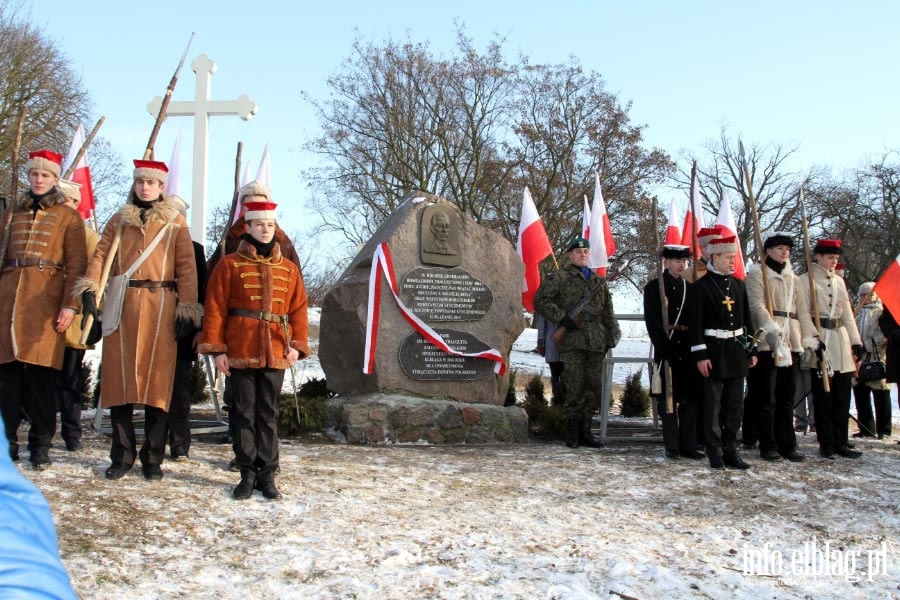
[
  {"x1": 399, "y1": 329, "x2": 495, "y2": 380},
  {"x1": 400, "y1": 267, "x2": 493, "y2": 322}
]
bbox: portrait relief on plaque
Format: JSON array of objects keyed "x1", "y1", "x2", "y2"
[{"x1": 420, "y1": 204, "x2": 462, "y2": 267}]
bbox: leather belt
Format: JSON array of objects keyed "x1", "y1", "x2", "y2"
[
  {"x1": 228, "y1": 308, "x2": 288, "y2": 324},
  {"x1": 668, "y1": 325, "x2": 689, "y2": 332},
  {"x1": 772, "y1": 310, "x2": 798, "y2": 319},
  {"x1": 128, "y1": 280, "x2": 176, "y2": 289},
  {"x1": 703, "y1": 328, "x2": 743, "y2": 339},
  {"x1": 819, "y1": 317, "x2": 840, "y2": 330},
  {"x1": 5, "y1": 258, "x2": 63, "y2": 270}
]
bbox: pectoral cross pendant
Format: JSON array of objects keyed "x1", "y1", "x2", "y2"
[{"x1": 722, "y1": 295, "x2": 735, "y2": 312}]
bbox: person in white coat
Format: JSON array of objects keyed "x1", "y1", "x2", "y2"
[{"x1": 799, "y1": 239, "x2": 864, "y2": 459}]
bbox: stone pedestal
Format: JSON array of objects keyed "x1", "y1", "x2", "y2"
[{"x1": 327, "y1": 394, "x2": 529, "y2": 445}]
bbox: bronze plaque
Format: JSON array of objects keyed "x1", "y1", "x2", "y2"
[
  {"x1": 399, "y1": 329, "x2": 495, "y2": 380},
  {"x1": 400, "y1": 267, "x2": 493, "y2": 322},
  {"x1": 420, "y1": 204, "x2": 461, "y2": 267}
]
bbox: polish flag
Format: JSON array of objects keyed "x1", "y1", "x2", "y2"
[
  {"x1": 581, "y1": 195, "x2": 591, "y2": 239},
  {"x1": 680, "y1": 169, "x2": 705, "y2": 258},
  {"x1": 715, "y1": 192, "x2": 746, "y2": 279},
  {"x1": 61, "y1": 125, "x2": 95, "y2": 220},
  {"x1": 874, "y1": 253, "x2": 900, "y2": 322},
  {"x1": 665, "y1": 198, "x2": 682, "y2": 244},
  {"x1": 517, "y1": 187, "x2": 553, "y2": 312},
  {"x1": 588, "y1": 172, "x2": 615, "y2": 276}
]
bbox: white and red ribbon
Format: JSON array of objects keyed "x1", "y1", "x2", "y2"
[{"x1": 363, "y1": 242, "x2": 506, "y2": 376}]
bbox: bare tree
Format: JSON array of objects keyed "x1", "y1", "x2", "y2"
[
  {"x1": 676, "y1": 127, "x2": 805, "y2": 262},
  {"x1": 303, "y1": 25, "x2": 673, "y2": 290}
]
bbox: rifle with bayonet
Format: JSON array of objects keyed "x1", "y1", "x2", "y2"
[
  {"x1": 651, "y1": 197, "x2": 676, "y2": 414},
  {"x1": 79, "y1": 34, "x2": 194, "y2": 345},
  {"x1": 799, "y1": 184, "x2": 830, "y2": 392},
  {"x1": 551, "y1": 278, "x2": 607, "y2": 347}
]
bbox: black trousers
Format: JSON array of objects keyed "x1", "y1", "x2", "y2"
[
  {"x1": 167, "y1": 359, "x2": 193, "y2": 457},
  {"x1": 853, "y1": 382, "x2": 892, "y2": 437},
  {"x1": 231, "y1": 367, "x2": 284, "y2": 477},
  {"x1": 0, "y1": 361, "x2": 58, "y2": 458},
  {"x1": 56, "y1": 347, "x2": 86, "y2": 444},
  {"x1": 810, "y1": 369, "x2": 853, "y2": 454},
  {"x1": 703, "y1": 376, "x2": 744, "y2": 451},
  {"x1": 654, "y1": 358, "x2": 700, "y2": 453},
  {"x1": 745, "y1": 351, "x2": 800, "y2": 454},
  {"x1": 109, "y1": 404, "x2": 168, "y2": 466},
  {"x1": 548, "y1": 361, "x2": 565, "y2": 407}
]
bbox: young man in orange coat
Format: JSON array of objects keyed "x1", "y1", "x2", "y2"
[{"x1": 200, "y1": 193, "x2": 309, "y2": 501}]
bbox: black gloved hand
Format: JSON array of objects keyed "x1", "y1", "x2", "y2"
[
  {"x1": 81, "y1": 291, "x2": 98, "y2": 330},
  {"x1": 560, "y1": 316, "x2": 578, "y2": 331},
  {"x1": 175, "y1": 316, "x2": 194, "y2": 341},
  {"x1": 852, "y1": 344, "x2": 865, "y2": 361}
]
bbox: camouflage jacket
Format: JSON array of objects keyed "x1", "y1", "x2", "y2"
[{"x1": 533, "y1": 264, "x2": 621, "y2": 353}]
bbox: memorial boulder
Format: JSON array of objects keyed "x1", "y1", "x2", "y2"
[{"x1": 319, "y1": 192, "x2": 527, "y2": 443}]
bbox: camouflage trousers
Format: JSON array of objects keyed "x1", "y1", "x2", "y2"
[{"x1": 560, "y1": 349, "x2": 604, "y2": 419}]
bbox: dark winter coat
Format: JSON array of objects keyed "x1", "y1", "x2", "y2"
[{"x1": 878, "y1": 307, "x2": 900, "y2": 384}]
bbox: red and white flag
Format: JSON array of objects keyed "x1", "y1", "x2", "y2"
[
  {"x1": 581, "y1": 195, "x2": 591, "y2": 239},
  {"x1": 715, "y1": 192, "x2": 746, "y2": 279},
  {"x1": 516, "y1": 187, "x2": 553, "y2": 312},
  {"x1": 61, "y1": 125, "x2": 95, "y2": 220},
  {"x1": 664, "y1": 198, "x2": 682, "y2": 244},
  {"x1": 588, "y1": 172, "x2": 615, "y2": 276},
  {"x1": 875, "y1": 253, "x2": 900, "y2": 321},
  {"x1": 680, "y1": 169, "x2": 705, "y2": 258}
]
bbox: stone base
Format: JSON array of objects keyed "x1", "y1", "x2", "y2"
[{"x1": 326, "y1": 394, "x2": 529, "y2": 445}]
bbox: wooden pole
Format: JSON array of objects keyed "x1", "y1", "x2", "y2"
[
  {"x1": 799, "y1": 186, "x2": 830, "y2": 392},
  {"x1": 144, "y1": 33, "x2": 194, "y2": 160},
  {"x1": 652, "y1": 196, "x2": 675, "y2": 414},
  {"x1": 0, "y1": 107, "x2": 28, "y2": 271},
  {"x1": 739, "y1": 141, "x2": 774, "y2": 316},
  {"x1": 61, "y1": 116, "x2": 105, "y2": 179}
]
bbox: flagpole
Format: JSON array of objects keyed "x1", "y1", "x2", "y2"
[
  {"x1": 689, "y1": 160, "x2": 699, "y2": 281},
  {"x1": 62, "y1": 116, "x2": 105, "y2": 180}
]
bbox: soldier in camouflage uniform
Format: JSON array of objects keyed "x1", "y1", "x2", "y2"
[{"x1": 534, "y1": 237, "x2": 621, "y2": 448}]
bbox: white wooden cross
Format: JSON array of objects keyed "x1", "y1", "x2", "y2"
[{"x1": 147, "y1": 53, "x2": 257, "y2": 246}]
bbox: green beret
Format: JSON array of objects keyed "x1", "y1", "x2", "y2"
[{"x1": 566, "y1": 237, "x2": 590, "y2": 251}]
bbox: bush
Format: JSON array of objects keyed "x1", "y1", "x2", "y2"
[
  {"x1": 504, "y1": 369, "x2": 518, "y2": 406},
  {"x1": 80, "y1": 361, "x2": 95, "y2": 407},
  {"x1": 523, "y1": 374, "x2": 565, "y2": 440},
  {"x1": 190, "y1": 361, "x2": 210, "y2": 405},
  {"x1": 619, "y1": 368, "x2": 650, "y2": 417},
  {"x1": 277, "y1": 376, "x2": 332, "y2": 436}
]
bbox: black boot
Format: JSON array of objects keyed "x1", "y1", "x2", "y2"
[
  {"x1": 566, "y1": 416, "x2": 580, "y2": 449},
  {"x1": 233, "y1": 470, "x2": 257, "y2": 501},
  {"x1": 707, "y1": 447, "x2": 725, "y2": 470},
  {"x1": 723, "y1": 447, "x2": 750, "y2": 470},
  {"x1": 256, "y1": 473, "x2": 282, "y2": 500},
  {"x1": 580, "y1": 419, "x2": 603, "y2": 448}
]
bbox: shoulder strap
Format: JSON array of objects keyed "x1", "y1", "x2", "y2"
[{"x1": 122, "y1": 216, "x2": 178, "y2": 278}]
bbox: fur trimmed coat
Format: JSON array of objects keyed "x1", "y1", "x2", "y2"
[
  {"x1": 0, "y1": 189, "x2": 87, "y2": 369},
  {"x1": 200, "y1": 239, "x2": 309, "y2": 370},
  {"x1": 73, "y1": 195, "x2": 200, "y2": 410},
  {"x1": 745, "y1": 260, "x2": 817, "y2": 353},
  {"x1": 798, "y1": 262, "x2": 861, "y2": 374},
  {"x1": 65, "y1": 225, "x2": 100, "y2": 350}
]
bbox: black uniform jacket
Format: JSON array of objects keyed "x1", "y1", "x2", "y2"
[
  {"x1": 643, "y1": 271, "x2": 691, "y2": 363},
  {"x1": 687, "y1": 268, "x2": 756, "y2": 379}
]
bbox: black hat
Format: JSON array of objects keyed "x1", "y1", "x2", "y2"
[
  {"x1": 660, "y1": 244, "x2": 692, "y2": 259},
  {"x1": 565, "y1": 236, "x2": 590, "y2": 251},
  {"x1": 764, "y1": 232, "x2": 794, "y2": 249}
]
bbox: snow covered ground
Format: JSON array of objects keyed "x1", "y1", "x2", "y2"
[{"x1": 18, "y1": 309, "x2": 900, "y2": 599}]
